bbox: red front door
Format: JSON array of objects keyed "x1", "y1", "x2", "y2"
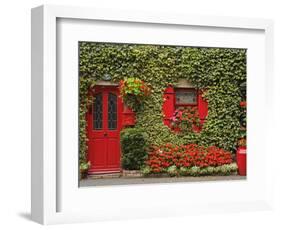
[{"x1": 87, "y1": 86, "x2": 122, "y2": 174}]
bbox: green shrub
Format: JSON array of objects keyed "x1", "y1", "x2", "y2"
[
  {"x1": 229, "y1": 163, "x2": 238, "y2": 172},
  {"x1": 121, "y1": 127, "x2": 148, "y2": 170},
  {"x1": 214, "y1": 166, "x2": 221, "y2": 174},
  {"x1": 141, "y1": 163, "x2": 238, "y2": 177},
  {"x1": 199, "y1": 167, "x2": 208, "y2": 176},
  {"x1": 179, "y1": 167, "x2": 189, "y2": 176},
  {"x1": 206, "y1": 166, "x2": 215, "y2": 174},
  {"x1": 190, "y1": 166, "x2": 201, "y2": 176},
  {"x1": 167, "y1": 165, "x2": 178, "y2": 177},
  {"x1": 140, "y1": 165, "x2": 151, "y2": 176},
  {"x1": 220, "y1": 164, "x2": 231, "y2": 175},
  {"x1": 221, "y1": 163, "x2": 238, "y2": 175}
]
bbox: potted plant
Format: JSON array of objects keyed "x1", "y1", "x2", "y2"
[
  {"x1": 119, "y1": 77, "x2": 151, "y2": 111},
  {"x1": 80, "y1": 161, "x2": 91, "y2": 179}
]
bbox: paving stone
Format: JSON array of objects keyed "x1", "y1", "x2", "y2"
[{"x1": 79, "y1": 175, "x2": 246, "y2": 187}]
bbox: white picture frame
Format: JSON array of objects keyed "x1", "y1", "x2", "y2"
[{"x1": 31, "y1": 5, "x2": 274, "y2": 225}]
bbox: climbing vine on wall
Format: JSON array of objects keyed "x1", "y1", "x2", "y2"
[
  {"x1": 79, "y1": 42, "x2": 246, "y2": 163},
  {"x1": 79, "y1": 76, "x2": 95, "y2": 163}
]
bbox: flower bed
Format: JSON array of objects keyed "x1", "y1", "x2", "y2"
[{"x1": 141, "y1": 143, "x2": 237, "y2": 176}]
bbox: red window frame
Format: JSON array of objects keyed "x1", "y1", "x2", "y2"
[{"x1": 174, "y1": 88, "x2": 198, "y2": 107}]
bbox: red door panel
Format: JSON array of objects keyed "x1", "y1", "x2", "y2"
[
  {"x1": 107, "y1": 138, "x2": 120, "y2": 167},
  {"x1": 88, "y1": 138, "x2": 107, "y2": 168},
  {"x1": 87, "y1": 86, "x2": 122, "y2": 174}
]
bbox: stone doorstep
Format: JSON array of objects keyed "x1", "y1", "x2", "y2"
[
  {"x1": 87, "y1": 170, "x2": 143, "y2": 179},
  {"x1": 88, "y1": 173, "x2": 122, "y2": 179},
  {"x1": 122, "y1": 170, "x2": 142, "y2": 177}
]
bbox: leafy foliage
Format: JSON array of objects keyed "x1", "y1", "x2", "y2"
[
  {"x1": 141, "y1": 163, "x2": 238, "y2": 177},
  {"x1": 120, "y1": 127, "x2": 148, "y2": 170},
  {"x1": 79, "y1": 76, "x2": 95, "y2": 164},
  {"x1": 80, "y1": 161, "x2": 91, "y2": 171},
  {"x1": 79, "y1": 42, "x2": 246, "y2": 163},
  {"x1": 119, "y1": 77, "x2": 151, "y2": 111}
]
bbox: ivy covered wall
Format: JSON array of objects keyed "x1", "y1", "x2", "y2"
[{"x1": 79, "y1": 42, "x2": 246, "y2": 162}]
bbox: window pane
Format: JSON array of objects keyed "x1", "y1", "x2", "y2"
[
  {"x1": 93, "y1": 93, "x2": 103, "y2": 129},
  {"x1": 108, "y1": 93, "x2": 117, "y2": 130},
  {"x1": 176, "y1": 90, "x2": 197, "y2": 104}
]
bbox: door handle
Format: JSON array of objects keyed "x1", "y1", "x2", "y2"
[{"x1": 104, "y1": 133, "x2": 108, "y2": 137}]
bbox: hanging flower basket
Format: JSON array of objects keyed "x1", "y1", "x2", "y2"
[{"x1": 119, "y1": 77, "x2": 151, "y2": 111}]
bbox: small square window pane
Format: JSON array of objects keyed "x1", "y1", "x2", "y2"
[{"x1": 176, "y1": 90, "x2": 197, "y2": 104}]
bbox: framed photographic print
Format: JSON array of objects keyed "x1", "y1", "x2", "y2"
[{"x1": 31, "y1": 5, "x2": 274, "y2": 225}]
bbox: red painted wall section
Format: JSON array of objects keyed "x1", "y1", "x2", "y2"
[
  {"x1": 162, "y1": 86, "x2": 175, "y2": 127},
  {"x1": 122, "y1": 104, "x2": 136, "y2": 127}
]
